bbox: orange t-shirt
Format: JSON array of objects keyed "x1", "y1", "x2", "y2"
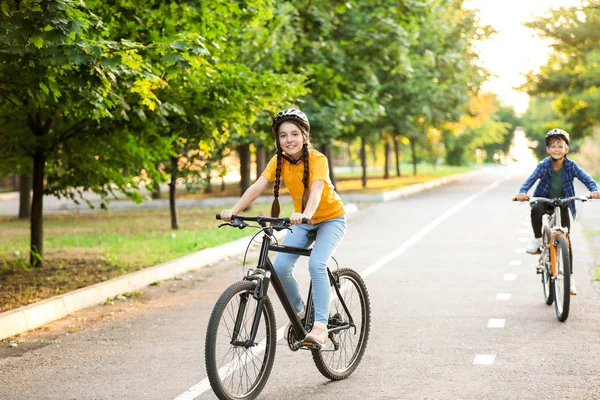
[{"x1": 262, "y1": 149, "x2": 345, "y2": 224}]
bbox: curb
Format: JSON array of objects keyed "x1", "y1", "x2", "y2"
[{"x1": 0, "y1": 170, "x2": 477, "y2": 340}]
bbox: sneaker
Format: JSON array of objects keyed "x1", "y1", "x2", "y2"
[
  {"x1": 570, "y1": 277, "x2": 577, "y2": 295},
  {"x1": 526, "y1": 237, "x2": 542, "y2": 254},
  {"x1": 304, "y1": 321, "x2": 328, "y2": 345},
  {"x1": 283, "y1": 309, "x2": 305, "y2": 341}
]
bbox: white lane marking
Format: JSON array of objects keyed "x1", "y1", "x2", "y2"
[
  {"x1": 473, "y1": 354, "x2": 496, "y2": 365},
  {"x1": 504, "y1": 274, "x2": 517, "y2": 281},
  {"x1": 488, "y1": 318, "x2": 506, "y2": 328},
  {"x1": 173, "y1": 179, "x2": 504, "y2": 400},
  {"x1": 518, "y1": 237, "x2": 528, "y2": 242},
  {"x1": 515, "y1": 248, "x2": 526, "y2": 253},
  {"x1": 519, "y1": 228, "x2": 529, "y2": 234},
  {"x1": 361, "y1": 179, "x2": 503, "y2": 277},
  {"x1": 509, "y1": 260, "x2": 522, "y2": 266},
  {"x1": 496, "y1": 293, "x2": 511, "y2": 300}
]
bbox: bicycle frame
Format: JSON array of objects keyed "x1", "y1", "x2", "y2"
[
  {"x1": 235, "y1": 220, "x2": 354, "y2": 349},
  {"x1": 543, "y1": 207, "x2": 570, "y2": 278}
]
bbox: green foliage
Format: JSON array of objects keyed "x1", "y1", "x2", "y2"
[{"x1": 524, "y1": 1, "x2": 600, "y2": 139}]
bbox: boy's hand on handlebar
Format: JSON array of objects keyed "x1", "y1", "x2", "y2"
[
  {"x1": 220, "y1": 210, "x2": 235, "y2": 222},
  {"x1": 590, "y1": 191, "x2": 600, "y2": 200},
  {"x1": 290, "y1": 212, "x2": 309, "y2": 225},
  {"x1": 514, "y1": 193, "x2": 529, "y2": 202}
]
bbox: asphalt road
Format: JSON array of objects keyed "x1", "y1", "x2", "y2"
[{"x1": 1, "y1": 164, "x2": 600, "y2": 400}]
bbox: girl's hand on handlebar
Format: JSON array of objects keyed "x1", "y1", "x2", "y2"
[
  {"x1": 220, "y1": 210, "x2": 235, "y2": 222},
  {"x1": 290, "y1": 212, "x2": 309, "y2": 225},
  {"x1": 590, "y1": 191, "x2": 600, "y2": 200},
  {"x1": 514, "y1": 193, "x2": 529, "y2": 202}
]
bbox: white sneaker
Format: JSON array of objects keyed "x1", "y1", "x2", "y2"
[
  {"x1": 570, "y1": 277, "x2": 577, "y2": 295},
  {"x1": 526, "y1": 238, "x2": 542, "y2": 254}
]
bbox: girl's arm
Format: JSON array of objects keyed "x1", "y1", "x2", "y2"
[
  {"x1": 220, "y1": 176, "x2": 270, "y2": 221},
  {"x1": 291, "y1": 180, "x2": 325, "y2": 223}
]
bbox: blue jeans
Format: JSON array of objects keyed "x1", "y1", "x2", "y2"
[{"x1": 272, "y1": 215, "x2": 347, "y2": 325}]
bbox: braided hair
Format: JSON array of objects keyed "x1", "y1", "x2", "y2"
[{"x1": 270, "y1": 122, "x2": 312, "y2": 218}]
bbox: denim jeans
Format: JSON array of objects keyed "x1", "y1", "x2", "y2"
[{"x1": 272, "y1": 215, "x2": 347, "y2": 325}]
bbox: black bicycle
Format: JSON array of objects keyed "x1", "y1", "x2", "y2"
[{"x1": 205, "y1": 215, "x2": 371, "y2": 400}]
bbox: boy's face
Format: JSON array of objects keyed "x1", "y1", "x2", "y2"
[{"x1": 546, "y1": 138, "x2": 568, "y2": 160}]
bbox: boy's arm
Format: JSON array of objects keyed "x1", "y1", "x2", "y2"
[
  {"x1": 573, "y1": 163, "x2": 599, "y2": 193},
  {"x1": 518, "y1": 164, "x2": 542, "y2": 193}
]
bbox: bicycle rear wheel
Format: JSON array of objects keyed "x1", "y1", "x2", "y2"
[
  {"x1": 552, "y1": 235, "x2": 571, "y2": 322},
  {"x1": 311, "y1": 268, "x2": 371, "y2": 380},
  {"x1": 205, "y1": 281, "x2": 277, "y2": 400}
]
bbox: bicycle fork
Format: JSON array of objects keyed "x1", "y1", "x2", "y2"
[{"x1": 230, "y1": 269, "x2": 269, "y2": 348}]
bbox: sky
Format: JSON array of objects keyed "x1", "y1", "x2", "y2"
[{"x1": 465, "y1": 0, "x2": 582, "y2": 115}]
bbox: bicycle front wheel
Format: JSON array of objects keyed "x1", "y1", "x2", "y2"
[
  {"x1": 312, "y1": 268, "x2": 371, "y2": 380},
  {"x1": 541, "y1": 227, "x2": 554, "y2": 305},
  {"x1": 552, "y1": 234, "x2": 571, "y2": 322},
  {"x1": 205, "y1": 281, "x2": 277, "y2": 400}
]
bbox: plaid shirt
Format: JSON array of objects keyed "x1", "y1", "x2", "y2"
[{"x1": 519, "y1": 156, "x2": 599, "y2": 218}]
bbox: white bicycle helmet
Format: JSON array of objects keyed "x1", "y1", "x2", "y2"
[
  {"x1": 271, "y1": 108, "x2": 310, "y2": 133},
  {"x1": 545, "y1": 128, "x2": 570, "y2": 145}
]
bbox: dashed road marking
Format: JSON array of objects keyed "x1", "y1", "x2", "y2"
[
  {"x1": 504, "y1": 274, "x2": 517, "y2": 281},
  {"x1": 518, "y1": 237, "x2": 528, "y2": 242},
  {"x1": 488, "y1": 318, "x2": 506, "y2": 328},
  {"x1": 496, "y1": 293, "x2": 511, "y2": 300},
  {"x1": 515, "y1": 248, "x2": 526, "y2": 253},
  {"x1": 509, "y1": 260, "x2": 522, "y2": 266},
  {"x1": 473, "y1": 354, "x2": 496, "y2": 365}
]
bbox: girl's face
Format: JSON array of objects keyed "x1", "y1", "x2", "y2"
[
  {"x1": 278, "y1": 121, "x2": 305, "y2": 159},
  {"x1": 546, "y1": 139, "x2": 568, "y2": 160}
]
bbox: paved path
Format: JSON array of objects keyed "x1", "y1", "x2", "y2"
[{"x1": 1, "y1": 164, "x2": 600, "y2": 400}]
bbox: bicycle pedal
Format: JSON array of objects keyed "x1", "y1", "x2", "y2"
[
  {"x1": 302, "y1": 340, "x2": 321, "y2": 350},
  {"x1": 536, "y1": 267, "x2": 543, "y2": 274}
]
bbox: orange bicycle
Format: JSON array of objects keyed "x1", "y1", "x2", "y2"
[{"x1": 515, "y1": 195, "x2": 590, "y2": 321}]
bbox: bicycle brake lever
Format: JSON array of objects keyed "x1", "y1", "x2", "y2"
[{"x1": 218, "y1": 222, "x2": 233, "y2": 228}]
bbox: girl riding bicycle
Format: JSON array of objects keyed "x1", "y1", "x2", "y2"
[{"x1": 219, "y1": 108, "x2": 347, "y2": 345}]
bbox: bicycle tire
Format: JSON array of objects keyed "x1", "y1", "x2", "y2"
[
  {"x1": 311, "y1": 268, "x2": 371, "y2": 380},
  {"x1": 541, "y1": 226, "x2": 554, "y2": 305},
  {"x1": 205, "y1": 281, "x2": 277, "y2": 400},
  {"x1": 552, "y1": 235, "x2": 571, "y2": 322}
]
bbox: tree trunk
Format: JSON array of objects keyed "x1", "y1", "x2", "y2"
[
  {"x1": 238, "y1": 143, "x2": 251, "y2": 194},
  {"x1": 30, "y1": 153, "x2": 45, "y2": 267},
  {"x1": 360, "y1": 137, "x2": 367, "y2": 188},
  {"x1": 394, "y1": 137, "x2": 401, "y2": 177},
  {"x1": 151, "y1": 180, "x2": 161, "y2": 200},
  {"x1": 169, "y1": 156, "x2": 179, "y2": 230},
  {"x1": 383, "y1": 137, "x2": 391, "y2": 179},
  {"x1": 410, "y1": 138, "x2": 418, "y2": 176},
  {"x1": 18, "y1": 173, "x2": 31, "y2": 219},
  {"x1": 256, "y1": 146, "x2": 267, "y2": 180},
  {"x1": 322, "y1": 143, "x2": 337, "y2": 187}
]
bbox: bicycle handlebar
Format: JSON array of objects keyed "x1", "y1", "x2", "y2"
[
  {"x1": 511, "y1": 195, "x2": 591, "y2": 204},
  {"x1": 216, "y1": 214, "x2": 310, "y2": 227}
]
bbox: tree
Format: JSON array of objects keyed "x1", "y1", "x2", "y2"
[
  {"x1": 524, "y1": 1, "x2": 600, "y2": 139},
  {"x1": 0, "y1": 0, "x2": 179, "y2": 265}
]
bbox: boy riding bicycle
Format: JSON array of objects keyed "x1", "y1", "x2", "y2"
[{"x1": 515, "y1": 128, "x2": 600, "y2": 294}]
